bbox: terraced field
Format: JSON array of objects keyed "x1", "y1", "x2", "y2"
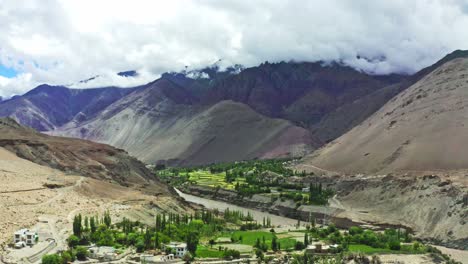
[{"x1": 188, "y1": 170, "x2": 246, "y2": 190}]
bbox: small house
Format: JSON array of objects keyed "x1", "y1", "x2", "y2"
[
  {"x1": 163, "y1": 242, "x2": 187, "y2": 258},
  {"x1": 13, "y1": 229, "x2": 38, "y2": 246}
]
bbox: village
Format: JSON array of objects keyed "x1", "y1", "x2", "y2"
[
  {"x1": 4, "y1": 225, "x2": 346, "y2": 264},
  {"x1": 1, "y1": 207, "x2": 456, "y2": 264}
]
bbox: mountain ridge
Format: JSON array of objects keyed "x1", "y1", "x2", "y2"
[{"x1": 3, "y1": 51, "x2": 468, "y2": 165}]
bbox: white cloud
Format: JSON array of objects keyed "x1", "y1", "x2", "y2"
[{"x1": 0, "y1": 0, "x2": 468, "y2": 98}]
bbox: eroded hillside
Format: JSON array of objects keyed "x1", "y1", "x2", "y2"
[
  {"x1": 52, "y1": 79, "x2": 315, "y2": 165},
  {"x1": 0, "y1": 118, "x2": 163, "y2": 187},
  {"x1": 302, "y1": 58, "x2": 468, "y2": 178}
]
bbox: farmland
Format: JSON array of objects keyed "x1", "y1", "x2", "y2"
[{"x1": 154, "y1": 158, "x2": 334, "y2": 205}]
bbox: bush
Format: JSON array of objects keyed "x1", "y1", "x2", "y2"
[
  {"x1": 136, "y1": 240, "x2": 145, "y2": 253},
  {"x1": 388, "y1": 239, "x2": 401, "y2": 250},
  {"x1": 60, "y1": 251, "x2": 73, "y2": 264},
  {"x1": 67, "y1": 235, "x2": 80, "y2": 248},
  {"x1": 294, "y1": 241, "x2": 305, "y2": 250},
  {"x1": 42, "y1": 254, "x2": 61, "y2": 264},
  {"x1": 349, "y1": 226, "x2": 363, "y2": 236},
  {"x1": 75, "y1": 246, "x2": 88, "y2": 261},
  {"x1": 223, "y1": 249, "x2": 241, "y2": 259}
]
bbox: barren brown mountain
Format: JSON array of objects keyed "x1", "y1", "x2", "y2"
[
  {"x1": 51, "y1": 79, "x2": 315, "y2": 165},
  {"x1": 296, "y1": 57, "x2": 468, "y2": 250},
  {"x1": 302, "y1": 57, "x2": 468, "y2": 178}
]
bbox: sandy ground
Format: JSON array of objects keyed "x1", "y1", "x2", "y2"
[
  {"x1": 434, "y1": 245, "x2": 468, "y2": 264},
  {"x1": 378, "y1": 254, "x2": 437, "y2": 264},
  {"x1": 0, "y1": 147, "x2": 188, "y2": 262}
]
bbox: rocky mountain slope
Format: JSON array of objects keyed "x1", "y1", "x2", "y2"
[
  {"x1": 0, "y1": 118, "x2": 164, "y2": 188},
  {"x1": 203, "y1": 62, "x2": 405, "y2": 143},
  {"x1": 3, "y1": 52, "x2": 468, "y2": 165},
  {"x1": 0, "y1": 85, "x2": 135, "y2": 131},
  {"x1": 52, "y1": 79, "x2": 315, "y2": 165},
  {"x1": 294, "y1": 52, "x2": 468, "y2": 250},
  {"x1": 302, "y1": 57, "x2": 468, "y2": 176},
  {"x1": 0, "y1": 61, "x2": 410, "y2": 165}
]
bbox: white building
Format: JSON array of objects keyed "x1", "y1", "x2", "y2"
[
  {"x1": 88, "y1": 246, "x2": 117, "y2": 261},
  {"x1": 13, "y1": 229, "x2": 38, "y2": 246},
  {"x1": 163, "y1": 242, "x2": 187, "y2": 258},
  {"x1": 141, "y1": 254, "x2": 175, "y2": 264}
]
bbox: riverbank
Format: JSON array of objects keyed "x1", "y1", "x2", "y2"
[
  {"x1": 175, "y1": 188, "x2": 298, "y2": 226},
  {"x1": 177, "y1": 185, "x2": 370, "y2": 229}
]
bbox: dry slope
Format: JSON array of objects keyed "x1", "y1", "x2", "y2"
[
  {"x1": 296, "y1": 58, "x2": 468, "y2": 249},
  {"x1": 0, "y1": 118, "x2": 164, "y2": 188},
  {"x1": 53, "y1": 79, "x2": 315, "y2": 165},
  {"x1": 303, "y1": 57, "x2": 468, "y2": 178}
]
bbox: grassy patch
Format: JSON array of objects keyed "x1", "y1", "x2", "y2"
[
  {"x1": 222, "y1": 231, "x2": 297, "y2": 250},
  {"x1": 196, "y1": 245, "x2": 225, "y2": 258},
  {"x1": 348, "y1": 244, "x2": 426, "y2": 255}
]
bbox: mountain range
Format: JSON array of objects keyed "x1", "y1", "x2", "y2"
[{"x1": 2, "y1": 50, "x2": 468, "y2": 166}]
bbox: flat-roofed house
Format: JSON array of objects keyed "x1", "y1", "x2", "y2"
[{"x1": 13, "y1": 229, "x2": 38, "y2": 246}]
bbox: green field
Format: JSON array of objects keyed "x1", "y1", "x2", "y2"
[
  {"x1": 348, "y1": 244, "x2": 425, "y2": 255},
  {"x1": 220, "y1": 231, "x2": 297, "y2": 250},
  {"x1": 188, "y1": 170, "x2": 246, "y2": 190},
  {"x1": 196, "y1": 245, "x2": 225, "y2": 258}
]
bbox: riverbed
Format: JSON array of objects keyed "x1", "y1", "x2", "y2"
[{"x1": 175, "y1": 188, "x2": 298, "y2": 226}]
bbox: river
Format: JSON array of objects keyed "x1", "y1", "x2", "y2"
[{"x1": 175, "y1": 188, "x2": 298, "y2": 226}]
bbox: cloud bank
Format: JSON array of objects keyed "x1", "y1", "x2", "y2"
[{"x1": 1, "y1": 0, "x2": 468, "y2": 97}]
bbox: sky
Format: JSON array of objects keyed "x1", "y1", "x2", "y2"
[{"x1": 1, "y1": 0, "x2": 468, "y2": 98}]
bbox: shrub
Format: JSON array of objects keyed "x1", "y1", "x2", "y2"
[
  {"x1": 294, "y1": 241, "x2": 305, "y2": 250},
  {"x1": 136, "y1": 240, "x2": 145, "y2": 253},
  {"x1": 75, "y1": 246, "x2": 88, "y2": 261},
  {"x1": 223, "y1": 249, "x2": 241, "y2": 259},
  {"x1": 60, "y1": 251, "x2": 73, "y2": 264},
  {"x1": 42, "y1": 254, "x2": 61, "y2": 264},
  {"x1": 67, "y1": 235, "x2": 80, "y2": 248},
  {"x1": 388, "y1": 239, "x2": 401, "y2": 250},
  {"x1": 349, "y1": 226, "x2": 363, "y2": 236}
]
